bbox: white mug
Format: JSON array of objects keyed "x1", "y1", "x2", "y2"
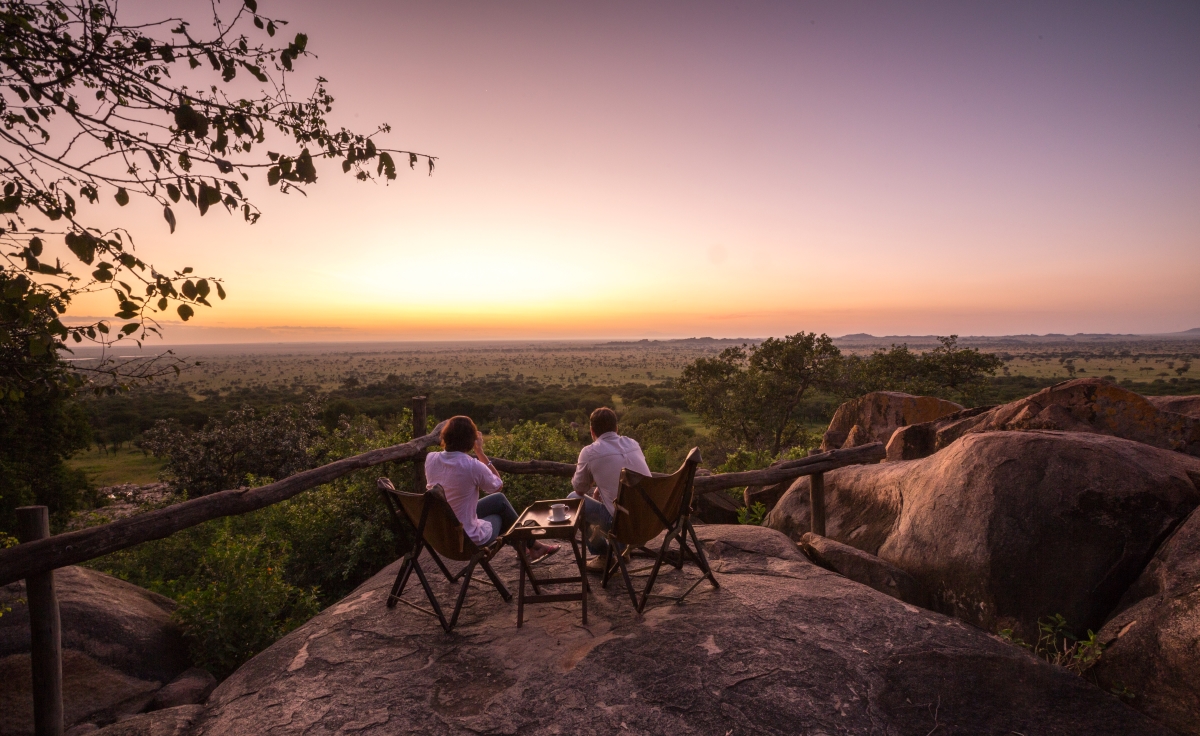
[{"x1": 549, "y1": 503, "x2": 569, "y2": 521}]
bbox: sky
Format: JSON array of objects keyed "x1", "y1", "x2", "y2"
[{"x1": 63, "y1": 1, "x2": 1200, "y2": 341}]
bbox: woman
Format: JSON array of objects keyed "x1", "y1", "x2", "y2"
[{"x1": 425, "y1": 415, "x2": 559, "y2": 563}]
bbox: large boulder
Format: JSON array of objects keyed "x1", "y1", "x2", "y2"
[
  {"x1": 0, "y1": 566, "x2": 191, "y2": 734},
  {"x1": 767, "y1": 431, "x2": 1200, "y2": 640},
  {"x1": 1146, "y1": 394, "x2": 1200, "y2": 418},
  {"x1": 146, "y1": 526, "x2": 1167, "y2": 735},
  {"x1": 1092, "y1": 504, "x2": 1200, "y2": 735},
  {"x1": 821, "y1": 391, "x2": 963, "y2": 451},
  {"x1": 888, "y1": 379, "x2": 1200, "y2": 460}
]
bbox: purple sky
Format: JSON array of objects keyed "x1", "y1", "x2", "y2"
[{"x1": 72, "y1": 1, "x2": 1200, "y2": 340}]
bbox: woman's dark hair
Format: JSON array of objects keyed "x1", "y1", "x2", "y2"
[
  {"x1": 441, "y1": 415, "x2": 478, "y2": 453},
  {"x1": 589, "y1": 407, "x2": 618, "y2": 436}
]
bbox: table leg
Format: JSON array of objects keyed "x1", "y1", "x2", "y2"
[{"x1": 517, "y1": 540, "x2": 526, "y2": 628}]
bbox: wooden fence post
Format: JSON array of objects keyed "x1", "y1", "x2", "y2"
[
  {"x1": 16, "y1": 506, "x2": 63, "y2": 736},
  {"x1": 809, "y1": 472, "x2": 826, "y2": 537},
  {"x1": 412, "y1": 396, "x2": 428, "y2": 492}
]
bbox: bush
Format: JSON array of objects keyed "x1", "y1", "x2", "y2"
[
  {"x1": 141, "y1": 400, "x2": 325, "y2": 496},
  {"x1": 173, "y1": 525, "x2": 319, "y2": 679},
  {"x1": 485, "y1": 421, "x2": 578, "y2": 512},
  {"x1": 91, "y1": 411, "x2": 415, "y2": 679}
]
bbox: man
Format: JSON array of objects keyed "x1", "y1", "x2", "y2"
[{"x1": 569, "y1": 407, "x2": 651, "y2": 571}]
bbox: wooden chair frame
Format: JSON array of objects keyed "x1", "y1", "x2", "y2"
[
  {"x1": 600, "y1": 448, "x2": 719, "y2": 613},
  {"x1": 377, "y1": 479, "x2": 511, "y2": 633}
]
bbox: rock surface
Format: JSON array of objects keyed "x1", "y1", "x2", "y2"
[
  {"x1": 892, "y1": 379, "x2": 1200, "y2": 460},
  {"x1": 768, "y1": 431, "x2": 1200, "y2": 640},
  {"x1": 147, "y1": 669, "x2": 217, "y2": 712},
  {"x1": 122, "y1": 525, "x2": 1169, "y2": 735},
  {"x1": 0, "y1": 566, "x2": 188, "y2": 683},
  {"x1": 0, "y1": 566, "x2": 190, "y2": 735},
  {"x1": 799, "y1": 532, "x2": 925, "y2": 607},
  {"x1": 0, "y1": 650, "x2": 160, "y2": 736},
  {"x1": 1093, "y1": 504, "x2": 1200, "y2": 735},
  {"x1": 1146, "y1": 394, "x2": 1200, "y2": 418},
  {"x1": 821, "y1": 391, "x2": 963, "y2": 451}
]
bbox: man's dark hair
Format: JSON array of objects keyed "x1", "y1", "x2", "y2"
[
  {"x1": 590, "y1": 407, "x2": 618, "y2": 436},
  {"x1": 441, "y1": 416, "x2": 478, "y2": 453}
]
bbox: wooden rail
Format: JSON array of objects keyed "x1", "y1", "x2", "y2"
[
  {"x1": 0, "y1": 439, "x2": 882, "y2": 588},
  {"x1": 0, "y1": 431, "x2": 444, "y2": 587}
]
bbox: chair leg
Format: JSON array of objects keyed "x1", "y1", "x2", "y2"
[
  {"x1": 427, "y1": 547, "x2": 458, "y2": 582},
  {"x1": 601, "y1": 542, "x2": 615, "y2": 589},
  {"x1": 447, "y1": 557, "x2": 480, "y2": 632},
  {"x1": 615, "y1": 551, "x2": 639, "y2": 611},
  {"x1": 411, "y1": 555, "x2": 449, "y2": 631},
  {"x1": 637, "y1": 523, "x2": 683, "y2": 613},
  {"x1": 685, "y1": 519, "x2": 720, "y2": 589},
  {"x1": 479, "y1": 557, "x2": 512, "y2": 602},
  {"x1": 387, "y1": 553, "x2": 414, "y2": 609}
]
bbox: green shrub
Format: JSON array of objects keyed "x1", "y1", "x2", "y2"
[
  {"x1": 998, "y1": 613, "x2": 1105, "y2": 677},
  {"x1": 91, "y1": 412, "x2": 415, "y2": 679},
  {"x1": 173, "y1": 525, "x2": 319, "y2": 679},
  {"x1": 485, "y1": 421, "x2": 578, "y2": 512},
  {"x1": 737, "y1": 502, "x2": 768, "y2": 526}
]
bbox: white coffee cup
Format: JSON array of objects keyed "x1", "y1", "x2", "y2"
[{"x1": 549, "y1": 503, "x2": 569, "y2": 522}]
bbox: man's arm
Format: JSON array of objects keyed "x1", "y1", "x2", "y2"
[{"x1": 571, "y1": 449, "x2": 594, "y2": 495}]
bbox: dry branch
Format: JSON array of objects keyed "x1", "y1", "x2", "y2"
[
  {"x1": 0, "y1": 440, "x2": 885, "y2": 586},
  {"x1": 692, "y1": 443, "x2": 885, "y2": 495}
]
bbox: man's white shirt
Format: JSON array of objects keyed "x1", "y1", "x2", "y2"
[{"x1": 571, "y1": 431, "x2": 651, "y2": 515}]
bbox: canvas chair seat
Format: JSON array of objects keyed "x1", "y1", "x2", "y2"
[
  {"x1": 377, "y1": 478, "x2": 511, "y2": 632},
  {"x1": 601, "y1": 447, "x2": 719, "y2": 612}
]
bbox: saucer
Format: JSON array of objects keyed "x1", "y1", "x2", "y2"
[{"x1": 547, "y1": 513, "x2": 571, "y2": 524}]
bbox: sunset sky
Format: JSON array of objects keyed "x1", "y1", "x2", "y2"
[{"x1": 67, "y1": 1, "x2": 1200, "y2": 342}]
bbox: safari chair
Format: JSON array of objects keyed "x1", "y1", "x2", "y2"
[
  {"x1": 376, "y1": 478, "x2": 511, "y2": 633},
  {"x1": 600, "y1": 448, "x2": 719, "y2": 613}
]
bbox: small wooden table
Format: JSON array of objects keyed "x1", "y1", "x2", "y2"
[{"x1": 504, "y1": 498, "x2": 590, "y2": 627}]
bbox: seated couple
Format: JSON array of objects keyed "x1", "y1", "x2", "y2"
[{"x1": 425, "y1": 408, "x2": 650, "y2": 570}]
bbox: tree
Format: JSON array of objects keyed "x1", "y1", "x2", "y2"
[
  {"x1": 679, "y1": 332, "x2": 841, "y2": 456},
  {"x1": 1, "y1": 0, "x2": 433, "y2": 397},
  {"x1": 839, "y1": 336, "x2": 1003, "y2": 404}
]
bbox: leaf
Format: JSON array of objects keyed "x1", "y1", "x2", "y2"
[
  {"x1": 164, "y1": 205, "x2": 176, "y2": 233},
  {"x1": 28, "y1": 236, "x2": 42, "y2": 256},
  {"x1": 158, "y1": 297, "x2": 168, "y2": 311},
  {"x1": 267, "y1": 166, "x2": 280, "y2": 186},
  {"x1": 65, "y1": 231, "x2": 95, "y2": 264},
  {"x1": 244, "y1": 0, "x2": 257, "y2": 11},
  {"x1": 182, "y1": 280, "x2": 197, "y2": 299},
  {"x1": 197, "y1": 279, "x2": 210, "y2": 298},
  {"x1": 177, "y1": 304, "x2": 194, "y2": 321},
  {"x1": 115, "y1": 187, "x2": 129, "y2": 206},
  {"x1": 121, "y1": 323, "x2": 140, "y2": 335},
  {"x1": 216, "y1": 282, "x2": 226, "y2": 300},
  {"x1": 167, "y1": 183, "x2": 181, "y2": 202}
]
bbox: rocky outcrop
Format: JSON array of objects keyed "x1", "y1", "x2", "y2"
[
  {"x1": 0, "y1": 567, "x2": 191, "y2": 735},
  {"x1": 121, "y1": 525, "x2": 1167, "y2": 735},
  {"x1": 147, "y1": 669, "x2": 217, "y2": 712},
  {"x1": 768, "y1": 431, "x2": 1200, "y2": 641},
  {"x1": 1093, "y1": 504, "x2": 1200, "y2": 735},
  {"x1": 1147, "y1": 394, "x2": 1200, "y2": 418},
  {"x1": 799, "y1": 532, "x2": 925, "y2": 606},
  {"x1": 887, "y1": 378, "x2": 1200, "y2": 460},
  {"x1": 821, "y1": 391, "x2": 963, "y2": 451}
]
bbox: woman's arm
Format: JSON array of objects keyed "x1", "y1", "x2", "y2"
[{"x1": 474, "y1": 431, "x2": 502, "y2": 481}]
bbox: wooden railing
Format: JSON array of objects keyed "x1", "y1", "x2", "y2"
[{"x1": 1, "y1": 396, "x2": 883, "y2": 734}]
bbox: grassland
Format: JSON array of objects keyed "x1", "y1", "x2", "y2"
[
  {"x1": 67, "y1": 447, "x2": 165, "y2": 486},
  {"x1": 67, "y1": 334, "x2": 1200, "y2": 487}
]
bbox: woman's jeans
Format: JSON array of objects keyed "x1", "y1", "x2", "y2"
[
  {"x1": 477, "y1": 493, "x2": 519, "y2": 546},
  {"x1": 566, "y1": 491, "x2": 614, "y2": 554}
]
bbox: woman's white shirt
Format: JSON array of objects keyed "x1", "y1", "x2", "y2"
[{"x1": 425, "y1": 450, "x2": 503, "y2": 545}]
